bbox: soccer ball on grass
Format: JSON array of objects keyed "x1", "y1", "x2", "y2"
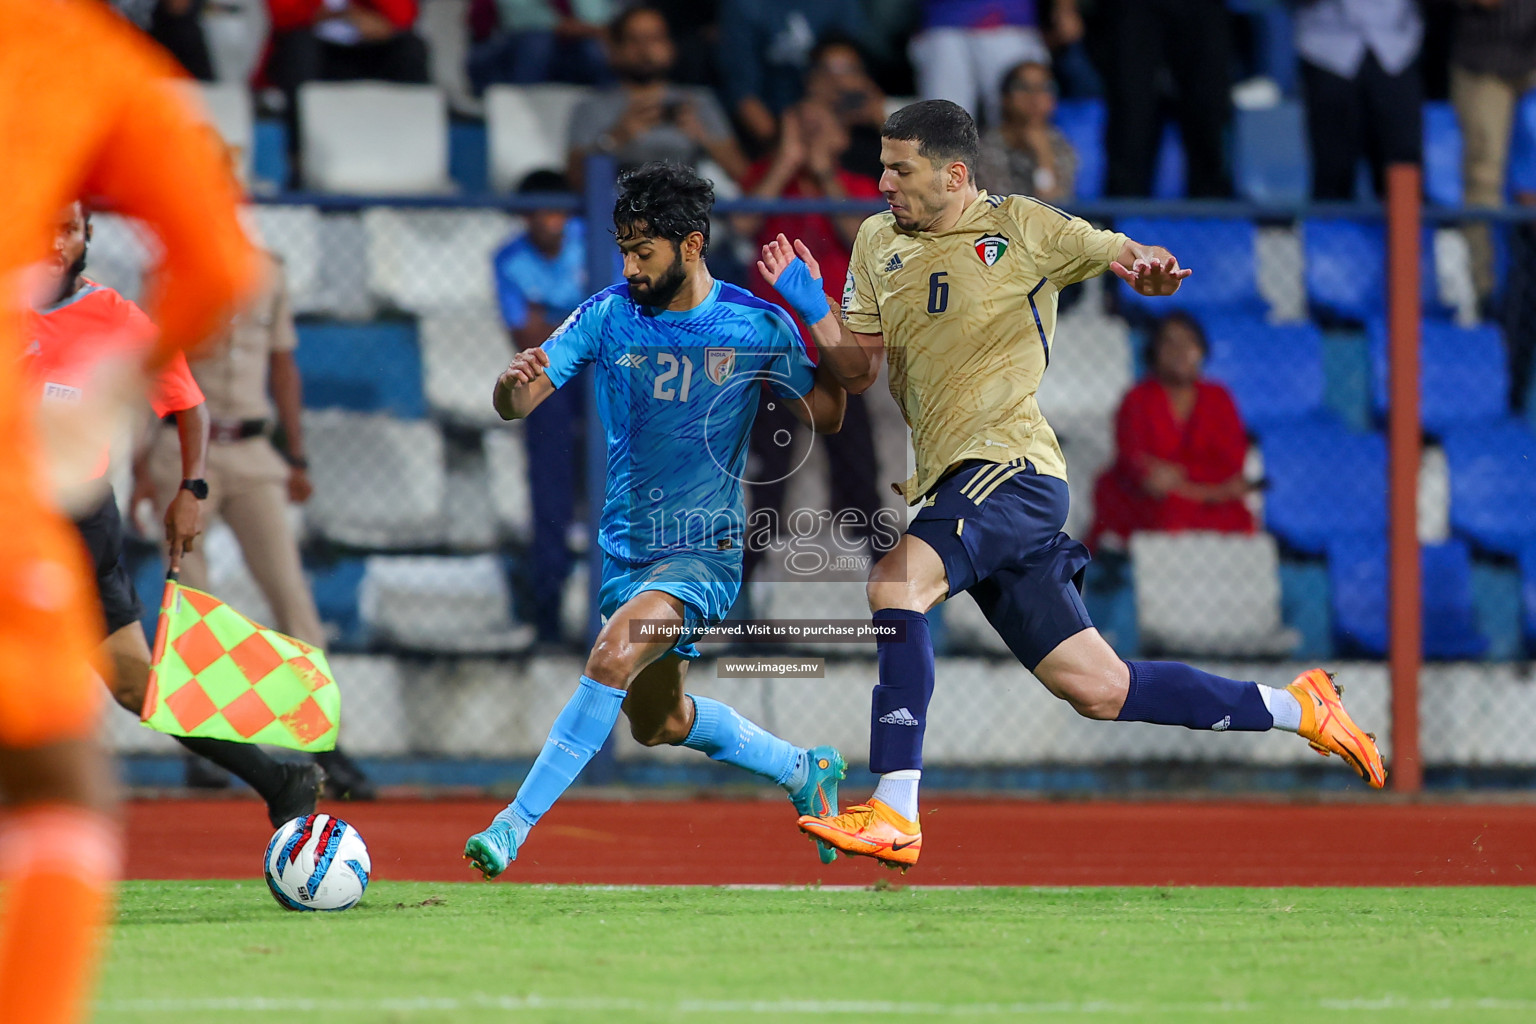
[{"x1": 264, "y1": 813, "x2": 371, "y2": 911}]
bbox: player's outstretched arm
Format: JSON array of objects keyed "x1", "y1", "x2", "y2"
[
  {"x1": 757, "y1": 234, "x2": 884, "y2": 393},
  {"x1": 493, "y1": 347, "x2": 557, "y2": 420},
  {"x1": 787, "y1": 364, "x2": 847, "y2": 435},
  {"x1": 1110, "y1": 240, "x2": 1192, "y2": 297}
]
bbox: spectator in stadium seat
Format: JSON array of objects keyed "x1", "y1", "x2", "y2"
[
  {"x1": 1089, "y1": 312, "x2": 1255, "y2": 552},
  {"x1": 800, "y1": 36, "x2": 888, "y2": 177},
  {"x1": 1294, "y1": 0, "x2": 1423, "y2": 200},
  {"x1": 732, "y1": 98, "x2": 888, "y2": 581},
  {"x1": 648, "y1": 0, "x2": 723, "y2": 88},
  {"x1": 110, "y1": 0, "x2": 216, "y2": 80},
  {"x1": 266, "y1": 0, "x2": 430, "y2": 93},
  {"x1": 1096, "y1": 0, "x2": 1232, "y2": 198},
  {"x1": 977, "y1": 59, "x2": 1077, "y2": 202},
  {"x1": 491, "y1": 170, "x2": 607, "y2": 645},
  {"x1": 468, "y1": 0, "x2": 612, "y2": 90},
  {"x1": 716, "y1": 0, "x2": 867, "y2": 148},
  {"x1": 567, "y1": 6, "x2": 747, "y2": 188},
  {"x1": 909, "y1": 0, "x2": 1080, "y2": 130},
  {"x1": 1450, "y1": 0, "x2": 1536, "y2": 306}
]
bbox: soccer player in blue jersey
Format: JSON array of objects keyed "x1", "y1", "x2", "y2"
[{"x1": 464, "y1": 163, "x2": 852, "y2": 879}]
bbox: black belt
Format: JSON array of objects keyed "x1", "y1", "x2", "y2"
[{"x1": 163, "y1": 415, "x2": 269, "y2": 443}]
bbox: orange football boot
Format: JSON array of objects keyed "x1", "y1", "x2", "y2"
[
  {"x1": 797, "y1": 797, "x2": 922, "y2": 871},
  {"x1": 1287, "y1": 669, "x2": 1387, "y2": 788}
]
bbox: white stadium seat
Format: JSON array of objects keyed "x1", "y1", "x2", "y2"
[
  {"x1": 485, "y1": 84, "x2": 586, "y2": 192},
  {"x1": 748, "y1": 581, "x2": 871, "y2": 653},
  {"x1": 1036, "y1": 309, "x2": 1133, "y2": 446},
  {"x1": 1130, "y1": 531, "x2": 1299, "y2": 657},
  {"x1": 444, "y1": 445, "x2": 500, "y2": 552},
  {"x1": 363, "y1": 208, "x2": 514, "y2": 312},
  {"x1": 82, "y1": 214, "x2": 156, "y2": 305},
  {"x1": 420, "y1": 311, "x2": 515, "y2": 427},
  {"x1": 303, "y1": 410, "x2": 446, "y2": 548},
  {"x1": 299, "y1": 83, "x2": 451, "y2": 194},
  {"x1": 249, "y1": 204, "x2": 324, "y2": 315},
  {"x1": 359, "y1": 554, "x2": 532, "y2": 653},
  {"x1": 187, "y1": 81, "x2": 254, "y2": 181},
  {"x1": 481, "y1": 427, "x2": 533, "y2": 544}
]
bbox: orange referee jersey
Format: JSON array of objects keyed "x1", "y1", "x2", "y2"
[
  {"x1": 27, "y1": 280, "x2": 206, "y2": 480},
  {"x1": 0, "y1": 0, "x2": 258, "y2": 746}
]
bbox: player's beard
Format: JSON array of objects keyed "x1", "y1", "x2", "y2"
[
  {"x1": 53, "y1": 249, "x2": 87, "y2": 305},
  {"x1": 627, "y1": 251, "x2": 687, "y2": 308}
]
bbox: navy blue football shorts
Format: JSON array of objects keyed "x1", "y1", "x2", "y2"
[{"x1": 905, "y1": 458, "x2": 1093, "y2": 671}]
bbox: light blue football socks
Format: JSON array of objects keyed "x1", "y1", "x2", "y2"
[
  {"x1": 506, "y1": 674, "x2": 626, "y2": 834},
  {"x1": 681, "y1": 694, "x2": 804, "y2": 789}
]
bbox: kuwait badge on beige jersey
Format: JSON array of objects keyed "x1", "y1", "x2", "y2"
[{"x1": 974, "y1": 234, "x2": 1009, "y2": 267}]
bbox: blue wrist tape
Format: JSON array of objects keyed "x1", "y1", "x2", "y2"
[{"x1": 773, "y1": 258, "x2": 830, "y2": 325}]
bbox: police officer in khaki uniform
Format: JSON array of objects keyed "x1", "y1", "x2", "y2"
[{"x1": 137, "y1": 250, "x2": 374, "y2": 799}]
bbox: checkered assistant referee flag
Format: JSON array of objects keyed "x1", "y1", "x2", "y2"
[{"x1": 142, "y1": 576, "x2": 340, "y2": 751}]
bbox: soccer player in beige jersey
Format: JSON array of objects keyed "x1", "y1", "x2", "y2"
[{"x1": 758, "y1": 100, "x2": 1386, "y2": 871}]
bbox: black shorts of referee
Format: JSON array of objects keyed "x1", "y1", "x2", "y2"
[{"x1": 72, "y1": 488, "x2": 145, "y2": 635}]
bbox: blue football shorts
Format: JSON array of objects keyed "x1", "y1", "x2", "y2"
[
  {"x1": 597, "y1": 548, "x2": 742, "y2": 660},
  {"x1": 906, "y1": 458, "x2": 1093, "y2": 670}
]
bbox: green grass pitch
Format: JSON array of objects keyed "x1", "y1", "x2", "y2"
[{"x1": 98, "y1": 882, "x2": 1536, "y2": 1023}]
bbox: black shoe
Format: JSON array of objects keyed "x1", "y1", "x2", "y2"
[
  {"x1": 183, "y1": 754, "x2": 232, "y2": 790},
  {"x1": 314, "y1": 749, "x2": 377, "y2": 802},
  {"x1": 266, "y1": 763, "x2": 324, "y2": 828}
]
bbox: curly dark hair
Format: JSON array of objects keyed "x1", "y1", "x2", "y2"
[{"x1": 613, "y1": 162, "x2": 714, "y2": 257}]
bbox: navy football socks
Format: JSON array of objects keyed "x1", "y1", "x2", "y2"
[
  {"x1": 868, "y1": 609, "x2": 935, "y2": 774},
  {"x1": 1116, "y1": 661, "x2": 1274, "y2": 732}
]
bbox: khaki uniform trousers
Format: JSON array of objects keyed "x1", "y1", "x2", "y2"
[
  {"x1": 148, "y1": 430, "x2": 325, "y2": 648},
  {"x1": 1452, "y1": 64, "x2": 1536, "y2": 300}
]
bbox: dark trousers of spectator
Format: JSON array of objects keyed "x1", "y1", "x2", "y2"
[
  {"x1": 742, "y1": 391, "x2": 884, "y2": 582},
  {"x1": 1302, "y1": 54, "x2": 1424, "y2": 200},
  {"x1": 267, "y1": 29, "x2": 431, "y2": 90},
  {"x1": 1099, "y1": 0, "x2": 1233, "y2": 198},
  {"x1": 523, "y1": 380, "x2": 584, "y2": 642},
  {"x1": 1504, "y1": 221, "x2": 1536, "y2": 412},
  {"x1": 150, "y1": 1, "x2": 213, "y2": 81},
  {"x1": 467, "y1": 32, "x2": 610, "y2": 92}
]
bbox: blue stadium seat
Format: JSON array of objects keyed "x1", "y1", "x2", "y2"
[
  {"x1": 448, "y1": 120, "x2": 488, "y2": 194},
  {"x1": 1152, "y1": 121, "x2": 1186, "y2": 200},
  {"x1": 1303, "y1": 220, "x2": 1443, "y2": 324},
  {"x1": 1261, "y1": 418, "x2": 1385, "y2": 555},
  {"x1": 307, "y1": 556, "x2": 369, "y2": 650},
  {"x1": 295, "y1": 321, "x2": 426, "y2": 418},
  {"x1": 1201, "y1": 315, "x2": 1326, "y2": 429},
  {"x1": 1234, "y1": 101, "x2": 1308, "y2": 204},
  {"x1": 1423, "y1": 101, "x2": 1463, "y2": 207},
  {"x1": 1520, "y1": 543, "x2": 1536, "y2": 652},
  {"x1": 1327, "y1": 537, "x2": 1487, "y2": 659},
  {"x1": 1367, "y1": 320, "x2": 1509, "y2": 435},
  {"x1": 1508, "y1": 89, "x2": 1536, "y2": 197},
  {"x1": 252, "y1": 117, "x2": 289, "y2": 194},
  {"x1": 1115, "y1": 218, "x2": 1264, "y2": 317},
  {"x1": 1442, "y1": 420, "x2": 1536, "y2": 555},
  {"x1": 1055, "y1": 99, "x2": 1104, "y2": 200}
]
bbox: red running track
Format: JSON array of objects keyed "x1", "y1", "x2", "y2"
[{"x1": 126, "y1": 796, "x2": 1536, "y2": 886}]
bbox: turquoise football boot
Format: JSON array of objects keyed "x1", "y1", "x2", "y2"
[
  {"x1": 464, "y1": 820, "x2": 518, "y2": 880},
  {"x1": 788, "y1": 746, "x2": 846, "y2": 864}
]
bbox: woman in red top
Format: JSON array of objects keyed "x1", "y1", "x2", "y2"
[{"x1": 1089, "y1": 312, "x2": 1255, "y2": 551}]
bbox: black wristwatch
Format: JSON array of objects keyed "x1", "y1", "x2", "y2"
[{"x1": 180, "y1": 478, "x2": 209, "y2": 500}]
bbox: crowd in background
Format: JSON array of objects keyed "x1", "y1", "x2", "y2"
[
  {"x1": 110, "y1": 2, "x2": 1536, "y2": 211},
  {"x1": 100, "y1": 0, "x2": 1536, "y2": 653}
]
